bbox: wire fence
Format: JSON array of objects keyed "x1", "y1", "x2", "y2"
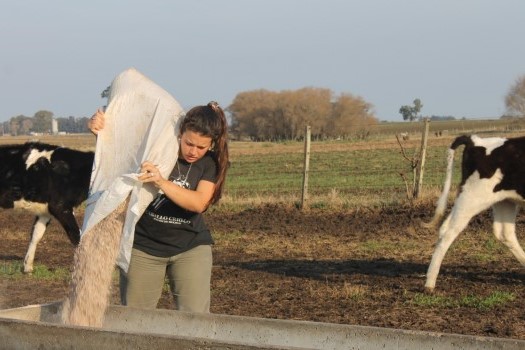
[
  {"x1": 223, "y1": 119, "x2": 525, "y2": 204},
  {"x1": 225, "y1": 143, "x2": 439, "y2": 200}
]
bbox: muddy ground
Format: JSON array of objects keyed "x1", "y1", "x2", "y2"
[{"x1": 1, "y1": 203, "x2": 525, "y2": 341}]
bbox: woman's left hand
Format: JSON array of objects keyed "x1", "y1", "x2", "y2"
[{"x1": 139, "y1": 161, "x2": 164, "y2": 187}]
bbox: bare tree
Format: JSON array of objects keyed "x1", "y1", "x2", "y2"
[
  {"x1": 284, "y1": 88, "x2": 332, "y2": 140},
  {"x1": 229, "y1": 87, "x2": 376, "y2": 141},
  {"x1": 228, "y1": 89, "x2": 278, "y2": 140},
  {"x1": 505, "y1": 75, "x2": 525, "y2": 117},
  {"x1": 328, "y1": 93, "x2": 377, "y2": 139}
]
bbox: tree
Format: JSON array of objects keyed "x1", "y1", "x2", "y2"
[
  {"x1": 327, "y1": 93, "x2": 377, "y2": 139},
  {"x1": 32, "y1": 110, "x2": 54, "y2": 133},
  {"x1": 9, "y1": 114, "x2": 32, "y2": 135},
  {"x1": 228, "y1": 89, "x2": 279, "y2": 140},
  {"x1": 281, "y1": 88, "x2": 333, "y2": 140},
  {"x1": 56, "y1": 116, "x2": 91, "y2": 133},
  {"x1": 399, "y1": 98, "x2": 423, "y2": 121},
  {"x1": 228, "y1": 88, "x2": 377, "y2": 141},
  {"x1": 505, "y1": 75, "x2": 525, "y2": 117}
]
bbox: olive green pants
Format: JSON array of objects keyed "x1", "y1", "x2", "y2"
[{"x1": 119, "y1": 245, "x2": 212, "y2": 312}]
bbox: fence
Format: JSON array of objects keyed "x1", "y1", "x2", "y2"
[{"x1": 223, "y1": 119, "x2": 525, "y2": 207}]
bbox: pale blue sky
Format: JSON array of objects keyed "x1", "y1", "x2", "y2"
[{"x1": 1, "y1": 0, "x2": 524, "y2": 122}]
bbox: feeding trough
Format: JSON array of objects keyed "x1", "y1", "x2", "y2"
[{"x1": 1, "y1": 302, "x2": 524, "y2": 350}]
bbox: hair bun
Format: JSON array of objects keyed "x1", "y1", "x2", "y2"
[{"x1": 208, "y1": 101, "x2": 220, "y2": 111}]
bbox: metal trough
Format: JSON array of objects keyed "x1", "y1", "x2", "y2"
[{"x1": 0, "y1": 302, "x2": 524, "y2": 350}]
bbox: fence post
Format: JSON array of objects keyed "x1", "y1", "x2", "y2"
[
  {"x1": 301, "y1": 125, "x2": 311, "y2": 209},
  {"x1": 414, "y1": 118, "x2": 430, "y2": 198}
]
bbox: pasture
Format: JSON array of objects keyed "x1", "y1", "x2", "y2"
[{"x1": 1, "y1": 123, "x2": 525, "y2": 340}]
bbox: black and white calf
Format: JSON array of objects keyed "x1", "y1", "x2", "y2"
[
  {"x1": 0, "y1": 142, "x2": 93, "y2": 273},
  {"x1": 425, "y1": 134, "x2": 525, "y2": 291}
]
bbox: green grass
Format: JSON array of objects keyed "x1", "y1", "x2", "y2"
[
  {"x1": 31, "y1": 265, "x2": 70, "y2": 280},
  {"x1": 0, "y1": 261, "x2": 70, "y2": 280},
  {"x1": 223, "y1": 139, "x2": 459, "y2": 204},
  {"x1": 373, "y1": 118, "x2": 525, "y2": 136},
  {"x1": 360, "y1": 240, "x2": 398, "y2": 253},
  {"x1": 410, "y1": 291, "x2": 515, "y2": 309},
  {"x1": 472, "y1": 237, "x2": 508, "y2": 263},
  {"x1": 0, "y1": 261, "x2": 24, "y2": 276}
]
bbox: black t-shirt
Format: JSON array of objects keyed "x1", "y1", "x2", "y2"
[{"x1": 133, "y1": 152, "x2": 217, "y2": 257}]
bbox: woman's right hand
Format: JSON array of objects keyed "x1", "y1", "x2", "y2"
[{"x1": 88, "y1": 108, "x2": 106, "y2": 135}]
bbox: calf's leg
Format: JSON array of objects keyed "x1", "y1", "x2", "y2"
[
  {"x1": 425, "y1": 188, "x2": 495, "y2": 292},
  {"x1": 48, "y1": 204, "x2": 81, "y2": 245},
  {"x1": 492, "y1": 201, "x2": 525, "y2": 265},
  {"x1": 23, "y1": 215, "x2": 52, "y2": 273}
]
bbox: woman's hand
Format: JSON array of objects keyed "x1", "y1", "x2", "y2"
[
  {"x1": 88, "y1": 108, "x2": 106, "y2": 135},
  {"x1": 141, "y1": 160, "x2": 215, "y2": 213},
  {"x1": 139, "y1": 161, "x2": 165, "y2": 187}
]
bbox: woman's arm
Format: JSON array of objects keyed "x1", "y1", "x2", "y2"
[{"x1": 139, "y1": 161, "x2": 214, "y2": 213}]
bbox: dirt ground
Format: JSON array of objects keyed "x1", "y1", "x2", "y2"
[{"x1": 2, "y1": 203, "x2": 525, "y2": 341}]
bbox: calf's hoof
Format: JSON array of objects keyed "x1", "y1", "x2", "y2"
[
  {"x1": 423, "y1": 286, "x2": 435, "y2": 294},
  {"x1": 23, "y1": 265, "x2": 33, "y2": 274}
]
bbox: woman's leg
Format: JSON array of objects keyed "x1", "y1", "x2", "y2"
[
  {"x1": 120, "y1": 248, "x2": 168, "y2": 309},
  {"x1": 166, "y1": 245, "x2": 212, "y2": 312}
]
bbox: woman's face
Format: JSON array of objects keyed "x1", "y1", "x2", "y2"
[{"x1": 179, "y1": 130, "x2": 212, "y2": 163}]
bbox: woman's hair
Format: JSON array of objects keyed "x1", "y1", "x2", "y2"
[{"x1": 180, "y1": 101, "x2": 229, "y2": 205}]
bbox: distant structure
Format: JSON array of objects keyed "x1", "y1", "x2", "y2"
[{"x1": 52, "y1": 118, "x2": 58, "y2": 135}]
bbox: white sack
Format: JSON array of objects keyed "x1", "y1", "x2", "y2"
[{"x1": 82, "y1": 67, "x2": 184, "y2": 271}]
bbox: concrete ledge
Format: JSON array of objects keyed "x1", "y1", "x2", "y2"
[{"x1": 1, "y1": 302, "x2": 524, "y2": 350}]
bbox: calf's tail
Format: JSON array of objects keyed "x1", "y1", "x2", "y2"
[{"x1": 422, "y1": 135, "x2": 472, "y2": 228}]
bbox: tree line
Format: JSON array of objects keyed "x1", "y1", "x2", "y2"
[
  {"x1": 3, "y1": 86, "x2": 378, "y2": 140},
  {"x1": 5, "y1": 73, "x2": 524, "y2": 138},
  {"x1": 2, "y1": 110, "x2": 90, "y2": 136},
  {"x1": 228, "y1": 88, "x2": 378, "y2": 141}
]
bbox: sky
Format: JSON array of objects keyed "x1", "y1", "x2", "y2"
[{"x1": 1, "y1": 0, "x2": 524, "y2": 123}]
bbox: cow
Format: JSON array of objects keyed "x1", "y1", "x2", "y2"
[
  {"x1": 0, "y1": 142, "x2": 94, "y2": 273},
  {"x1": 424, "y1": 134, "x2": 525, "y2": 292}
]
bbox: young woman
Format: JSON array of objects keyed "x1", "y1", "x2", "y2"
[{"x1": 89, "y1": 101, "x2": 229, "y2": 312}]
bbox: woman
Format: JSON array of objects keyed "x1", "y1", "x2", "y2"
[{"x1": 89, "y1": 101, "x2": 229, "y2": 312}]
